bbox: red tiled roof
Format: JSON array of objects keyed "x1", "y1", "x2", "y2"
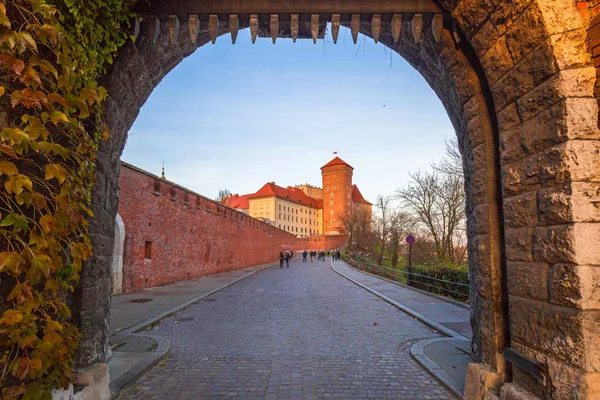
[
  {"x1": 352, "y1": 185, "x2": 372, "y2": 205},
  {"x1": 321, "y1": 156, "x2": 353, "y2": 170},
  {"x1": 247, "y1": 182, "x2": 322, "y2": 208},
  {"x1": 224, "y1": 193, "x2": 250, "y2": 209}
]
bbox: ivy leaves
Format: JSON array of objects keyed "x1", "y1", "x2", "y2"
[{"x1": 0, "y1": 0, "x2": 133, "y2": 398}]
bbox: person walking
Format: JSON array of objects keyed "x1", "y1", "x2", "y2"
[
  {"x1": 310, "y1": 251, "x2": 314, "y2": 262},
  {"x1": 302, "y1": 250, "x2": 308, "y2": 263},
  {"x1": 285, "y1": 250, "x2": 291, "y2": 268},
  {"x1": 336, "y1": 250, "x2": 341, "y2": 261},
  {"x1": 279, "y1": 251, "x2": 284, "y2": 268}
]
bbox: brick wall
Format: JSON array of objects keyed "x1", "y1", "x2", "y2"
[
  {"x1": 301, "y1": 234, "x2": 347, "y2": 251},
  {"x1": 118, "y1": 163, "x2": 300, "y2": 293}
]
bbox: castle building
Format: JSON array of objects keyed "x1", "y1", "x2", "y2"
[{"x1": 226, "y1": 157, "x2": 372, "y2": 238}]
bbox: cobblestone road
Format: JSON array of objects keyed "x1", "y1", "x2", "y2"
[{"x1": 117, "y1": 259, "x2": 455, "y2": 399}]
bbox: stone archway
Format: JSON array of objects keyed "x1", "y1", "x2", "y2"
[{"x1": 77, "y1": 1, "x2": 599, "y2": 399}]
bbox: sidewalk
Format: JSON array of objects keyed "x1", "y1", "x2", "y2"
[
  {"x1": 332, "y1": 260, "x2": 472, "y2": 398},
  {"x1": 108, "y1": 263, "x2": 275, "y2": 395}
]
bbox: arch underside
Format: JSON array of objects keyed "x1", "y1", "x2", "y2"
[{"x1": 90, "y1": 7, "x2": 504, "y2": 375}]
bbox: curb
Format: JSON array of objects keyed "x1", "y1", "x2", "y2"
[
  {"x1": 118, "y1": 262, "x2": 276, "y2": 335},
  {"x1": 109, "y1": 333, "x2": 170, "y2": 397},
  {"x1": 109, "y1": 262, "x2": 276, "y2": 398},
  {"x1": 331, "y1": 261, "x2": 468, "y2": 341},
  {"x1": 343, "y1": 261, "x2": 471, "y2": 310},
  {"x1": 410, "y1": 338, "x2": 466, "y2": 399}
]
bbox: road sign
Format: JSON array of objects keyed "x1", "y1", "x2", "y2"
[{"x1": 406, "y1": 235, "x2": 415, "y2": 245}]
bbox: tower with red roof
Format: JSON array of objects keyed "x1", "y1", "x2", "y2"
[{"x1": 321, "y1": 157, "x2": 354, "y2": 234}]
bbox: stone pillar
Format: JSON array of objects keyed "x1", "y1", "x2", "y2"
[
  {"x1": 112, "y1": 213, "x2": 125, "y2": 295},
  {"x1": 451, "y1": 0, "x2": 600, "y2": 399}
]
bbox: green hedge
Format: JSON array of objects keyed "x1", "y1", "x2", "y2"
[
  {"x1": 408, "y1": 264, "x2": 469, "y2": 301},
  {"x1": 347, "y1": 254, "x2": 470, "y2": 303}
]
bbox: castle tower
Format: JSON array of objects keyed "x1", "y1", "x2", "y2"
[{"x1": 321, "y1": 157, "x2": 353, "y2": 234}]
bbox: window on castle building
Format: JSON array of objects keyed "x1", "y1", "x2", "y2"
[
  {"x1": 260, "y1": 203, "x2": 264, "y2": 209},
  {"x1": 153, "y1": 180, "x2": 161, "y2": 194},
  {"x1": 279, "y1": 224, "x2": 281, "y2": 229},
  {"x1": 330, "y1": 210, "x2": 333, "y2": 215},
  {"x1": 331, "y1": 219, "x2": 335, "y2": 224},
  {"x1": 326, "y1": 187, "x2": 329, "y2": 191},
  {"x1": 330, "y1": 193, "x2": 334, "y2": 197},
  {"x1": 253, "y1": 204, "x2": 257, "y2": 210},
  {"x1": 170, "y1": 188, "x2": 176, "y2": 201},
  {"x1": 330, "y1": 201, "x2": 333, "y2": 205},
  {"x1": 279, "y1": 204, "x2": 281, "y2": 210},
  {"x1": 184, "y1": 192, "x2": 189, "y2": 205},
  {"x1": 144, "y1": 241, "x2": 152, "y2": 260},
  {"x1": 279, "y1": 212, "x2": 281, "y2": 219}
]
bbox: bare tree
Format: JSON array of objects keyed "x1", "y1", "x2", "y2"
[
  {"x1": 388, "y1": 211, "x2": 412, "y2": 268},
  {"x1": 432, "y1": 137, "x2": 463, "y2": 178},
  {"x1": 435, "y1": 138, "x2": 466, "y2": 262},
  {"x1": 373, "y1": 195, "x2": 394, "y2": 265},
  {"x1": 338, "y1": 206, "x2": 371, "y2": 249},
  {"x1": 216, "y1": 188, "x2": 231, "y2": 204},
  {"x1": 396, "y1": 139, "x2": 466, "y2": 263}
]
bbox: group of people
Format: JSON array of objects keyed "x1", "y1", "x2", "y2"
[
  {"x1": 280, "y1": 249, "x2": 343, "y2": 267},
  {"x1": 304, "y1": 250, "x2": 324, "y2": 263},
  {"x1": 279, "y1": 249, "x2": 294, "y2": 268}
]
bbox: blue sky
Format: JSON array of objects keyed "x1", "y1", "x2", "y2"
[{"x1": 122, "y1": 26, "x2": 455, "y2": 203}]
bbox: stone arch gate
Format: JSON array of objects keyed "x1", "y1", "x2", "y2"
[{"x1": 77, "y1": 1, "x2": 600, "y2": 399}]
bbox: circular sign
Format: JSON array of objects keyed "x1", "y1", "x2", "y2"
[{"x1": 406, "y1": 235, "x2": 416, "y2": 245}]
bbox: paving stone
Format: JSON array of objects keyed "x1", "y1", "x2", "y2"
[{"x1": 117, "y1": 260, "x2": 455, "y2": 399}]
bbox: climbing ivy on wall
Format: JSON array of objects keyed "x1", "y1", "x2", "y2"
[{"x1": 0, "y1": 0, "x2": 134, "y2": 398}]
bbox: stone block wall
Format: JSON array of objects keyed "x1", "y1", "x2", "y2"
[
  {"x1": 118, "y1": 163, "x2": 300, "y2": 293},
  {"x1": 75, "y1": 1, "x2": 600, "y2": 398},
  {"x1": 450, "y1": 0, "x2": 600, "y2": 398}
]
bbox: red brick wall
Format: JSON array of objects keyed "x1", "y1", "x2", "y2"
[
  {"x1": 302, "y1": 234, "x2": 347, "y2": 251},
  {"x1": 118, "y1": 163, "x2": 300, "y2": 293}
]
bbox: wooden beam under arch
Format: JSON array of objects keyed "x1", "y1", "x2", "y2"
[{"x1": 134, "y1": 0, "x2": 441, "y2": 15}]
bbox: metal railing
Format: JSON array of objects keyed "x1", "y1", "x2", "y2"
[{"x1": 346, "y1": 256, "x2": 470, "y2": 303}]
